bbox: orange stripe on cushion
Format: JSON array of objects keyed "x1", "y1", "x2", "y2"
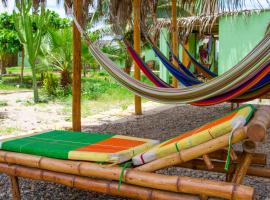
[
  {"x1": 162, "y1": 111, "x2": 238, "y2": 147},
  {"x1": 75, "y1": 138, "x2": 146, "y2": 153}
]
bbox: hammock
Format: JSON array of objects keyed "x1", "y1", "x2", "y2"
[
  {"x1": 151, "y1": 45, "x2": 202, "y2": 86},
  {"x1": 125, "y1": 41, "x2": 200, "y2": 87},
  {"x1": 142, "y1": 30, "x2": 215, "y2": 80},
  {"x1": 142, "y1": 33, "x2": 202, "y2": 85},
  {"x1": 181, "y1": 43, "x2": 218, "y2": 78},
  {"x1": 124, "y1": 40, "x2": 171, "y2": 88},
  {"x1": 169, "y1": 46, "x2": 197, "y2": 79},
  {"x1": 74, "y1": 18, "x2": 270, "y2": 104},
  {"x1": 125, "y1": 37, "x2": 270, "y2": 105}
]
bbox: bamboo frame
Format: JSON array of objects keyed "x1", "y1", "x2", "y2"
[
  {"x1": 177, "y1": 159, "x2": 270, "y2": 178},
  {"x1": 0, "y1": 107, "x2": 269, "y2": 200},
  {"x1": 202, "y1": 154, "x2": 214, "y2": 170},
  {"x1": 247, "y1": 106, "x2": 270, "y2": 142},
  {"x1": 0, "y1": 151, "x2": 253, "y2": 199},
  {"x1": 0, "y1": 163, "x2": 197, "y2": 200},
  {"x1": 9, "y1": 175, "x2": 20, "y2": 200},
  {"x1": 208, "y1": 149, "x2": 266, "y2": 165},
  {"x1": 232, "y1": 152, "x2": 254, "y2": 184},
  {"x1": 232, "y1": 140, "x2": 256, "y2": 184}
]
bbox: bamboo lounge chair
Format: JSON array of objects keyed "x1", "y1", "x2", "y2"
[{"x1": 0, "y1": 105, "x2": 270, "y2": 200}]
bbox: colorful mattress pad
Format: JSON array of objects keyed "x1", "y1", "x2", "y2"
[
  {"x1": 132, "y1": 104, "x2": 255, "y2": 165},
  {"x1": 0, "y1": 130, "x2": 159, "y2": 164}
]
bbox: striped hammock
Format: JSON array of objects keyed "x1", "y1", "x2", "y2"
[{"x1": 74, "y1": 18, "x2": 270, "y2": 105}]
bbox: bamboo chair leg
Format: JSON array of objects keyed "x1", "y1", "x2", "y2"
[
  {"x1": 199, "y1": 194, "x2": 208, "y2": 200},
  {"x1": 232, "y1": 141, "x2": 256, "y2": 184},
  {"x1": 231, "y1": 152, "x2": 253, "y2": 184},
  {"x1": 9, "y1": 175, "x2": 21, "y2": 200},
  {"x1": 202, "y1": 155, "x2": 214, "y2": 170}
]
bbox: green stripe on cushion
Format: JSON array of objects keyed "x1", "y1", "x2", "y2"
[{"x1": 2, "y1": 130, "x2": 115, "y2": 159}]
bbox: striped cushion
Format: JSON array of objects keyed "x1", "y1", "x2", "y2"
[
  {"x1": 0, "y1": 130, "x2": 159, "y2": 164},
  {"x1": 132, "y1": 104, "x2": 255, "y2": 165}
]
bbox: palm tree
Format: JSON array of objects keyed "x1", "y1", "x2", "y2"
[{"x1": 40, "y1": 27, "x2": 73, "y2": 88}]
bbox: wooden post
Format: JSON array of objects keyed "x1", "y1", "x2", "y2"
[
  {"x1": 172, "y1": 0, "x2": 178, "y2": 88},
  {"x1": 9, "y1": 175, "x2": 21, "y2": 200},
  {"x1": 72, "y1": 0, "x2": 82, "y2": 131},
  {"x1": 133, "y1": 0, "x2": 142, "y2": 115},
  {"x1": 182, "y1": 40, "x2": 189, "y2": 69}
]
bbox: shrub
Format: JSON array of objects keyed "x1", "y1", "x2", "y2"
[{"x1": 42, "y1": 72, "x2": 58, "y2": 96}]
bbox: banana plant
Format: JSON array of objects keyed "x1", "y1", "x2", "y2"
[{"x1": 13, "y1": 0, "x2": 51, "y2": 103}]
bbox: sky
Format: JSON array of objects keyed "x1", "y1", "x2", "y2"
[
  {"x1": 0, "y1": 0, "x2": 269, "y2": 17},
  {"x1": 0, "y1": 0, "x2": 66, "y2": 17}
]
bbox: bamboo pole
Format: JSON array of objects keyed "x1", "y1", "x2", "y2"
[
  {"x1": 246, "y1": 106, "x2": 270, "y2": 142},
  {"x1": 202, "y1": 155, "x2": 214, "y2": 170},
  {"x1": 9, "y1": 175, "x2": 21, "y2": 200},
  {"x1": 133, "y1": 0, "x2": 142, "y2": 115},
  {"x1": 177, "y1": 159, "x2": 270, "y2": 178},
  {"x1": 172, "y1": 0, "x2": 178, "y2": 88},
  {"x1": 136, "y1": 127, "x2": 247, "y2": 172},
  {"x1": 232, "y1": 140, "x2": 256, "y2": 184},
  {"x1": 208, "y1": 149, "x2": 266, "y2": 166},
  {"x1": 72, "y1": 0, "x2": 82, "y2": 131},
  {"x1": 200, "y1": 194, "x2": 208, "y2": 200},
  {"x1": 232, "y1": 152, "x2": 253, "y2": 184},
  {"x1": 0, "y1": 151, "x2": 253, "y2": 200},
  {"x1": 182, "y1": 40, "x2": 189, "y2": 71},
  {"x1": 0, "y1": 163, "x2": 197, "y2": 200}
]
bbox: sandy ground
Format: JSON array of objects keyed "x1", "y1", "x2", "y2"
[
  {"x1": 0, "y1": 90, "x2": 270, "y2": 199},
  {"x1": 0, "y1": 90, "x2": 163, "y2": 138}
]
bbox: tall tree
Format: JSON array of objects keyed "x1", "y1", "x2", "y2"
[{"x1": 0, "y1": 12, "x2": 21, "y2": 78}]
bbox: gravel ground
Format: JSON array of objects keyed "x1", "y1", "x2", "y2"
[{"x1": 0, "y1": 103, "x2": 269, "y2": 200}]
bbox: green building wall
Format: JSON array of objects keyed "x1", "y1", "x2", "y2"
[{"x1": 218, "y1": 11, "x2": 270, "y2": 75}]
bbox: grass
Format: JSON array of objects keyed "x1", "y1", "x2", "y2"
[
  {"x1": 0, "y1": 75, "x2": 33, "y2": 90},
  {"x1": 0, "y1": 127, "x2": 20, "y2": 135},
  {"x1": 0, "y1": 100, "x2": 8, "y2": 107},
  {"x1": 1, "y1": 68, "x2": 152, "y2": 117},
  {"x1": 58, "y1": 72, "x2": 136, "y2": 117},
  {"x1": 6, "y1": 66, "x2": 32, "y2": 75}
]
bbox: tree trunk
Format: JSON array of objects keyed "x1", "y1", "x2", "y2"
[
  {"x1": 0, "y1": 55, "x2": 7, "y2": 75},
  {"x1": 83, "y1": 64, "x2": 87, "y2": 77},
  {"x1": 0, "y1": 57, "x2": 2, "y2": 80},
  {"x1": 124, "y1": 55, "x2": 132, "y2": 75},
  {"x1": 61, "y1": 68, "x2": 72, "y2": 88},
  {"x1": 20, "y1": 48, "x2": 25, "y2": 84},
  {"x1": 31, "y1": 65, "x2": 39, "y2": 103}
]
